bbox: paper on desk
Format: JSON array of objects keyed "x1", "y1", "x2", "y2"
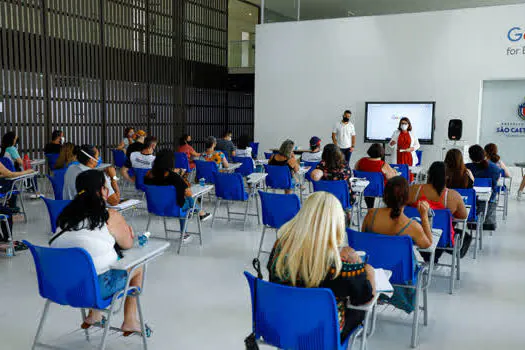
[
  {"x1": 375, "y1": 268, "x2": 394, "y2": 293},
  {"x1": 108, "y1": 199, "x2": 141, "y2": 210}
]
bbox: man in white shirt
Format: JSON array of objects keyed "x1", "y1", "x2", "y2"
[
  {"x1": 332, "y1": 110, "x2": 356, "y2": 164},
  {"x1": 129, "y1": 136, "x2": 157, "y2": 169}
]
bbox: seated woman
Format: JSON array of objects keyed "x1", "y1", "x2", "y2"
[
  {"x1": 268, "y1": 191, "x2": 376, "y2": 341},
  {"x1": 355, "y1": 143, "x2": 397, "y2": 208},
  {"x1": 54, "y1": 142, "x2": 78, "y2": 170},
  {"x1": 484, "y1": 143, "x2": 511, "y2": 177},
  {"x1": 177, "y1": 134, "x2": 200, "y2": 170},
  {"x1": 117, "y1": 127, "x2": 135, "y2": 151},
  {"x1": 0, "y1": 131, "x2": 23, "y2": 171},
  {"x1": 444, "y1": 149, "x2": 474, "y2": 189},
  {"x1": 144, "y1": 151, "x2": 210, "y2": 243},
  {"x1": 51, "y1": 170, "x2": 143, "y2": 335},
  {"x1": 300, "y1": 136, "x2": 322, "y2": 162},
  {"x1": 234, "y1": 134, "x2": 253, "y2": 158},
  {"x1": 202, "y1": 136, "x2": 229, "y2": 169},
  {"x1": 362, "y1": 176, "x2": 431, "y2": 313},
  {"x1": 311, "y1": 143, "x2": 351, "y2": 183},
  {"x1": 269, "y1": 139, "x2": 300, "y2": 194}
]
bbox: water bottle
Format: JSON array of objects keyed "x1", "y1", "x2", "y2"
[
  {"x1": 23, "y1": 154, "x2": 31, "y2": 170},
  {"x1": 138, "y1": 232, "x2": 151, "y2": 247},
  {"x1": 6, "y1": 238, "x2": 14, "y2": 257},
  {"x1": 199, "y1": 178, "x2": 206, "y2": 187}
]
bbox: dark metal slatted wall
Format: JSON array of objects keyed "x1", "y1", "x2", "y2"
[{"x1": 0, "y1": 0, "x2": 250, "y2": 159}]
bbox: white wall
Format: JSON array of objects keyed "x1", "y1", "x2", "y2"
[{"x1": 255, "y1": 4, "x2": 525, "y2": 167}]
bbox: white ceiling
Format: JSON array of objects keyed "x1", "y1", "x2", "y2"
[{"x1": 259, "y1": 0, "x2": 525, "y2": 20}]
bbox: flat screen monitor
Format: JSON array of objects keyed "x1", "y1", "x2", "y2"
[{"x1": 364, "y1": 102, "x2": 436, "y2": 145}]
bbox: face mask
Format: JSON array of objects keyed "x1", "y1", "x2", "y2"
[
  {"x1": 60, "y1": 137, "x2": 65, "y2": 144},
  {"x1": 401, "y1": 124, "x2": 409, "y2": 131},
  {"x1": 343, "y1": 117, "x2": 350, "y2": 123},
  {"x1": 187, "y1": 140, "x2": 192, "y2": 145},
  {"x1": 81, "y1": 149, "x2": 100, "y2": 166}
]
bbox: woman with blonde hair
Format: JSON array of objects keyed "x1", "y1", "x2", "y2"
[
  {"x1": 54, "y1": 142, "x2": 77, "y2": 169},
  {"x1": 267, "y1": 191, "x2": 376, "y2": 341}
]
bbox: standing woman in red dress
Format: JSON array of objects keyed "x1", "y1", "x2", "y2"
[{"x1": 389, "y1": 117, "x2": 420, "y2": 182}]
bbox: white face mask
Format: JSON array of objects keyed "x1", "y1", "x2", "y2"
[
  {"x1": 60, "y1": 137, "x2": 65, "y2": 144},
  {"x1": 401, "y1": 124, "x2": 409, "y2": 131}
]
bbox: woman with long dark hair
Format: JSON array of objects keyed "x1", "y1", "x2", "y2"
[
  {"x1": 0, "y1": 131, "x2": 23, "y2": 170},
  {"x1": 311, "y1": 143, "x2": 352, "y2": 183},
  {"x1": 54, "y1": 142, "x2": 78, "y2": 170},
  {"x1": 444, "y1": 149, "x2": 474, "y2": 189},
  {"x1": 51, "y1": 170, "x2": 143, "y2": 335}
]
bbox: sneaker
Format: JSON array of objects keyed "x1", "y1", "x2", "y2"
[
  {"x1": 199, "y1": 212, "x2": 211, "y2": 222},
  {"x1": 182, "y1": 233, "x2": 193, "y2": 244}
]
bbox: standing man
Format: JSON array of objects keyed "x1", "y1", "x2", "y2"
[{"x1": 332, "y1": 110, "x2": 356, "y2": 164}]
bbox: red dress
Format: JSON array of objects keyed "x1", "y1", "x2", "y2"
[
  {"x1": 356, "y1": 158, "x2": 386, "y2": 184},
  {"x1": 397, "y1": 132, "x2": 414, "y2": 182}
]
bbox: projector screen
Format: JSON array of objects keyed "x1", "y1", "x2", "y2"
[{"x1": 365, "y1": 102, "x2": 436, "y2": 144}]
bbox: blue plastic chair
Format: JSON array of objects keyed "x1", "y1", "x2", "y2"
[
  {"x1": 264, "y1": 152, "x2": 273, "y2": 160},
  {"x1": 46, "y1": 167, "x2": 68, "y2": 200},
  {"x1": 415, "y1": 150, "x2": 422, "y2": 166},
  {"x1": 175, "y1": 152, "x2": 192, "y2": 173},
  {"x1": 144, "y1": 185, "x2": 201, "y2": 254},
  {"x1": 45, "y1": 153, "x2": 59, "y2": 170},
  {"x1": 346, "y1": 229, "x2": 428, "y2": 347},
  {"x1": 244, "y1": 272, "x2": 363, "y2": 350},
  {"x1": 473, "y1": 178, "x2": 492, "y2": 188},
  {"x1": 404, "y1": 207, "x2": 458, "y2": 294},
  {"x1": 303, "y1": 161, "x2": 319, "y2": 184},
  {"x1": 24, "y1": 240, "x2": 148, "y2": 350},
  {"x1": 390, "y1": 164, "x2": 410, "y2": 181},
  {"x1": 249, "y1": 142, "x2": 259, "y2": 159},
  {"x1": 232, "y1": 156, "x2": 254, "y2": 177},
  {"x1": 212, "y1": 172, "x2": 258, "y2": 230},
  {"x1": 313, "y1": 180, "x2": 352, "y2": 211},
  {"x1": 264, "y1": 165, "x2": 293, "y2": 191},
  {"x1": 455, "y1": 188, "x2": 482, "y2": 259},
  {"x1": 0, "y1": 157, "x2": 31, "y2": 220},
  {"x1": 257, "y1": 191, "x2": 300, "y2": 258},
  {"x1": 41, "y1": 197, "x2": 71, "y2": 234},
  {"x1": 352, "y1": 170, "x2": 384, "y2": 207},
  {"x1": 112, "y1": 149, "x2": 127, "y2": 169},
  {"x1": 194, "y1": 160, "x2": 218, "y2": 184},
  {"x1": 133, "y1": 168, "x2": 150, "y2": 193}
]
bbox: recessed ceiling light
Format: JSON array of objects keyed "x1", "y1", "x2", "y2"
[{"x1": 249, "y1": 12, "x2": 252, "y2": 16}]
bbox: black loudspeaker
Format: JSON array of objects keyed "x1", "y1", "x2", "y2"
[{"x1": 448, "y1": 119, "x2": 463, "y2": 140}]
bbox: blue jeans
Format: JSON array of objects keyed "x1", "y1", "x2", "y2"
[
  {"x1": 179, "y1": 197, "x2": 200, "y2": 232},
  {"x1": 339, "y1": 148, "x2": 352, "y2": 164}
]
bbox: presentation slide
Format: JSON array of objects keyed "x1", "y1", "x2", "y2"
[{"x1": 365, "y1": 103, "x2": 435, "y2": 143}]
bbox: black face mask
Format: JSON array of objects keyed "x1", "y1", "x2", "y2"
[
  {"x1": 187, "y1": 140, "x2": 192, "y2": 145},
  {"x1": 343, "y1": 117, "x2": 350, "y2": 123}
]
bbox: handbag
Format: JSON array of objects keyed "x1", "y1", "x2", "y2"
[{"x1": 245, "y1": 258, "x2": 263, "y2": 350}]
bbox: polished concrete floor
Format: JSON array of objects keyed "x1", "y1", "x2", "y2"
[{"x1": 1, "y1": 186, "x2": 525, "y2": 349}]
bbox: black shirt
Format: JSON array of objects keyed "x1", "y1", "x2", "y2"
[
  {"x1": 124, "y1": 142, "x2": 144, "y2": 168},
  {"x1": 44, "y1": 143, "x2": 62, "y2": 154},
  {"x1": 143, "y1": 171, "x2": 188, "y2": 207}
]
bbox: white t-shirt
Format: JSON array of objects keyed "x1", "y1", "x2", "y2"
[
  {"x1": 301, "y1": 151, "x2": 322, "y2": 162},
  {"x1": 63, "y1": 163, "x2": 115, "y2": 200},
  {"x1": 130, "y1": 152, "x2": 155, "y2": 169},
  {"x1": 50, "y1": 222, "x2": 117, "y2": 274},
  {"x1": 235, "y1": 147, "x2": 252, "y2": 158},
  {"x1": 332, "y1": 122, "x2": 356, "y2": 149}
]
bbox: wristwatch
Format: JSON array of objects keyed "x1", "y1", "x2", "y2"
[{"x1": 111, "y1": 176, "x2": 119, "y2": 182}]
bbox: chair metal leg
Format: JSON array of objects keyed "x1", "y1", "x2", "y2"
[
  {"x1": 242, "y1": 198, "x2": 251, "y2": 231},
  {"x1": 163, "y1": 217, "x2": 169, "y2": 240},
  {"x1": 257, "y1": 227, "x2": 267, "y2": 259},
  {"x1": 99, "y1": 305, "x2": 114, "y2": 350},
  {"x1": 226, "y1": 201, "x2": 231, "y2": 222},
  {"x1": 80, "y1": 308, "x2": 90, "y2": 341},
  {"x1": 255, "y1": 193, "x2": 261, "y2": 225},
  {"x1": 196, "y1": 211, "x2": 203, "y2": 247},
  {"x1": 411, "y1": 285, "x2": 422, "y2": 348},
  {"x1": 146, "y1": 215, "x2": 152, "y2": 231},
  {"x1": 136, "y1": 295, "x2": 148, "y2": 350},
  {"x1": 211, "y1": 198, "x2": 220, "y2": 227},
  {"x1": 423, "y1": 288, "x2": 429, "y2": 326},
  {"x1": 32, "y1": 300, "x2": 51, "y2": 350},
  {"x1": 449, "y1": 245, "x2": 456, "y2": 294},
  {"x1": 178, "y1": 216, "x2": 190, "y2": 255}
]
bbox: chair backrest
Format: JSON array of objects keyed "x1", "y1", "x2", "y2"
[
  {"x1": 347, "y1": 229, "x2": 416, "y2": 285},
  {"x1": 404, "y1": 206, "x2": 453, "y2": 247},
  {"x1": 24, "y1": 241, "x2": 103, "y2": 308},
  {"x1": 303, "y1": 161, "x2": 320, "y2": 183},
  {"x1": 352, "y1": 170, "x2": 384, "y2": 197},
  {"x1": 312, "y1": 180, "x2": 351, "y2": 210},
  {"x1": 214, "y1": 172, "x2": 247, "y2": 201},
  {"x1": 264, "y1": 152, "x2": 273, "y2": 160},
  {"x1": 112, "y1": 149, "x2": 127, "y2": 168},
  {"x1": 45, "y1": 153, "x2": 60, "y2": 170},
  {"x1": 264, "y1": 165, "x2": 293, "y2": 190},
  {"x1": 133, "y1": 168, "x2": 151, "y2": 192},
  {"x1": 474, "y1": 178, "x2": 492, "y2": 187},
  {"x1": 174, "y1": 152, "x2": 191, "y2": 173},
  {"x1": 47, "y1": 168, "x2": 68, "y2": 200},
  {"x1": 249, "y1": 142, "x2": 259, "y2": 159},
  {"x1": 0, "y1": 157, "x2": 16, "y2": 172},
  {"x1": 232, "y1": 156, "x2": 254, "y2": 177},
  {"x1": 144, "y1": 185, "x2": 184, "y2": 217},
  {"x1": 244, "y1": 272, "x2": 342, "y2": 350},
  {"x1": 454, "y1": 188, "x2": 477, "y2": 222},
  {"x1": 41, "y1": 197, "x2": 71, "y2": 233},
  {"x1": 415, "y1": 150, "x2": 422, "y2": 166},
  {"x1": 258, "y1": 191, "x2": 301, "y2": 229},
  {"x1": 389, "y1": 164, "x2": 410, "y2": 181},
  {"x1": 194, "y1": 160, "x2": 218, "y2": 184}
]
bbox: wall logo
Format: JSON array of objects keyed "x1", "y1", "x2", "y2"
[
  {"x1": 519, "y1": 100, "x2": 525, "y2": 121},
  {"x1": 506, "y1": 27, "x2": 525, "y2": 56},
  {"x1": 495, "y1": 99, "x2": 525, "y2": 137}
]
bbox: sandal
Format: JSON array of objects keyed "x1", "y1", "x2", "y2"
[
  {"x1": 80, "y1": 316, "x2": 106, "y2": 330},
  {"x1": 122, "y1": 324, "x2": 153, "y2": 338}
]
